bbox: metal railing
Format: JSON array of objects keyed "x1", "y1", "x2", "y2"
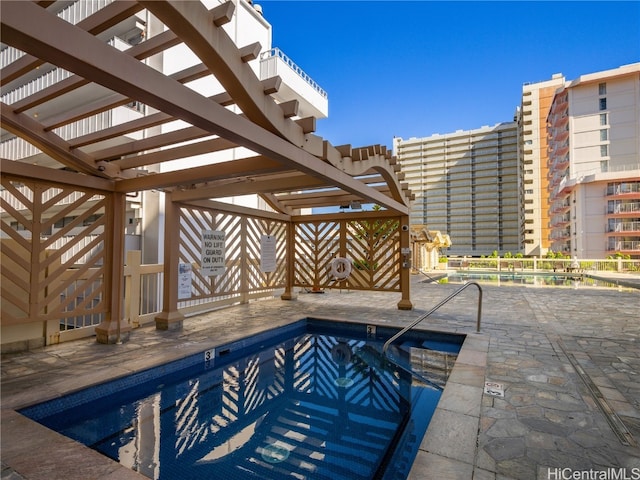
[
  {"x1": 260, "y1": 48, "x2": 328, "y2": 98},
  {"x1": 448, "y1": 257, "x2": 640, "y2": 273},
  {"x1": 413, "y1": 268, "x2": 441, "y2": 284},
  {"x1": 382, "y1": 281, "x2": 483, "y2": 355}
]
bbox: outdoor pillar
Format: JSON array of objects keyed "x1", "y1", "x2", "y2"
[
  {"x1": 397, "y1": 216, "x2": 413, "y2": 310},
  {"x1": 281, "y1": 220, "x2": 297, "y2": 300},
  {"x1": 124, "y1": 250, "x2": 142, "y2": 328},
  {"x1": 155, "y1": 193, "x2": 185, "y2": 330},
  {"x1": 240, "y1": 216, "x2": 249, "y2": 303},
  {"x1": 96, "y1": 191, "x2": 131, "y2": 344}
]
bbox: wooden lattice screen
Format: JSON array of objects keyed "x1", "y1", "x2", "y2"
[
  {"x1": 293, "y1": 216, "x2": 401, "y2": 291},
  {"x1": 177, "y1": 205, "x2": 288, "y2": 311},
  {"x1": 0, "y1": 175, "x2": 108, "y2": 342}
]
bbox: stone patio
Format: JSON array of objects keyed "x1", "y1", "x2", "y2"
[{"x1": 2, "y1": 275, "x2": 639, "y2": 479}]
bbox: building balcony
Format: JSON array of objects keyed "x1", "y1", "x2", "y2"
[
  {"x1": 550, "y1": 229, "x2": 571, "y2": 241},
  {"x1": 555, "y1": 154, "x2": 570, "y2": 170},
  {"x1": 550, "y1": 200, "x2": 571, "y2": 214},
  {"x1": 550, "y1": 214, "x2": 571, "y2": 228},
  {"x1": 260, "y1": 48, "x2": 328, "y2": 119},
  {"x1": 606, "y1": 182, "x2": 640, "y2": 197},
  {"x1": 552, "y1": 142, "x2": 569, "y2": 158},
  {"x1": 550, "y1": 95, "x2": 568, "y2": 114},
  {"x1": 607, "y1": 202, "x2": 640, "y2": 216},
  {"x1": 548, "y1": 171, "x2": 567, "y2": 189},
  {"x1": 553, "y1": 176, "x2": 573, "y2": 198},
  {"x1": 606, "y1": 192, "x2": 640, "y2": 201},
  {"x1": 607, "y1": 221, "x2": 640, "y2": 234},
  {"x1": 553, "y1": 114, "x2": 569, "y2": 130},
  {"x1": 607, "y1": 240, "x2": 640, "y2": 253},
  {"x1": 550, "y1": 240, "x2": 571, "y2": 254},
  {"x1": 557, "y1": 126, "x2": 570, "y2": 139}
]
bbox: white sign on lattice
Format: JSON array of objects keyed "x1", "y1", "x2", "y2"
[
  {"x1": 260, "y1": 234, "x2": 277, "y2": 273},
  {"x1": 201, "y1": 230, "x2": 226, "y2": 276}
]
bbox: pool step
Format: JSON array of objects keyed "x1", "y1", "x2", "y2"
[
  {"x1": 410, "y1": 347, "x2": 456, "y2": 381},
  {"x1": 354, "y1": 344, "x2": 457, "y2": 390}
]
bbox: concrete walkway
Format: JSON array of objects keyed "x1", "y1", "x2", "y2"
[{"x1": 2, "y1": 275, "x2": 639, "y2": 479}]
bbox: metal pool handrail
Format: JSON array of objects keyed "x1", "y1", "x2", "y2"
[
  {"x1": 382, "y1": 281, "x2": 483, "y2": 355},
  {"x1": 414, "y1": 268, "x2": 439, "y2": 283}
]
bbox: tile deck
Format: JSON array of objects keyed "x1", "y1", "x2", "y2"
[{"x1": 2, "y1": 275, "x2": 639, "y2": 479}]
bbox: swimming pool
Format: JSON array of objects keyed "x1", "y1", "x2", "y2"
[
  {"x1": 20, "y1": 318, "x2": 463, "y2": 480},
  {"x1": 446, "y1": 271, "x2": 632, "y2": 290}
]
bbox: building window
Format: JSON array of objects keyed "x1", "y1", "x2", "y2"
[
  {"x1": 598, "y1": 82, "x2": 606, "y2": 95},
  {"x1": 600, "y1": 160, "x2": 609, "y2": 172},
  {"x1": 600, "y1": 129, "x2": 608, "y2": 141},
  {"x1": 600, "y1": 113, "x2": 608, "y2": 125},
  {"x1": 600, "y1": 145, "x2": 608, "y2": 157},
  {"x1": 599, "y1": 98, "x2": 607, "y2": 111}
]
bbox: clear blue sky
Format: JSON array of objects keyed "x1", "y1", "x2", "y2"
[{"x1": 259, "y1": 1, "x2": 640, "y2": 148}]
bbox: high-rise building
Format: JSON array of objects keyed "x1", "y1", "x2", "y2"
[
  {"x1": 396, "y1": 64, "x2": 639, "y2": 260},
  {"x1": 547, "y1": 63, "x2": 640, "y2": 258},
  {"x1": 394, "y1": 122, "x2": 519, "y2": 256},
  {"x1": 518, "y1": 73, "x2": 566, "y2": 256}
]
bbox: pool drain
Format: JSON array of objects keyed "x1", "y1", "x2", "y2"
[
  {"x1": 334, "y1": 377, "x2": 354, "y2": 387},
  {"x1": 261, "y1": 444, "x2": 290, "y2": 463}
]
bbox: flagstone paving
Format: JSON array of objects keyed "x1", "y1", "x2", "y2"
[{"x1": 2, "y1": 275, "x2": 639, "y2": 479}]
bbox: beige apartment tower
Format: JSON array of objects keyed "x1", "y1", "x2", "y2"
[
  {"x1": 394, "y1": 123, "x2": 519, "y2": 257},
  {"x1": 547, "y1": 63, "x2": 640, "y2": 258},
  {"x1": 518, "y1": 73, "x2": 566, "y2": 256}
]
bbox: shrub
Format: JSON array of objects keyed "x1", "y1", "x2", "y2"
[{"x1": 354, "y1": 258, "x2": 378, "y2": 271}]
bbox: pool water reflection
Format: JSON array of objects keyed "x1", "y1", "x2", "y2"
[{"x1": 21, "y1": 319, "x2": 463, "y2": 480}]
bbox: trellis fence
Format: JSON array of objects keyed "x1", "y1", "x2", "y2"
[{"x1": 2, "y1": 177, "x2": 405, "y2": 350}]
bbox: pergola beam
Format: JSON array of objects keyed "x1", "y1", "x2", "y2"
[
  {"x1": 40, "y1": 63, "x2": 211, "y2": 133},
  {"x1": 10, "y1": 29, "x2": 181, "y2": 115},
  {"x1": 277, "y1": 186, "x2": 392, "y2": 209},
  {"x1": 0, "y1": 102, "x2": 105, "y2": 177},
  {"x1": 0, "y1": 158, "x2": 114, "y2": 191},
  {"x1": 92, "y1": 126, "x2": 211, "y2": 163},
  {"x1": 140, "y1": 0, "x2": 303, "y2": 143},
  {"x1": 0, "y1": 1, "x2": 144, "y2": 85},
  {"x1": 112, "y1": 137, "x2": 238, "y2": 170},
  {"x1": 113, "y1": 157, "x2": 287, "y2": 193},
  {"x1": 182, "y1": 199, "x2": 291, "y2": 223},
  {"x1": 170, "y1": 170, "x2": 322, "y2": 202},
  {"x1": 69, "y1": 90, "x2": 234, "y2": 149}
]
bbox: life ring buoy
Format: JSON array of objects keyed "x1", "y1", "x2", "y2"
[{"x1": 330, "y1": 257, "x2": 352, "y2": 280}]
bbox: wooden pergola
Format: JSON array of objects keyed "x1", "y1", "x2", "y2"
[{"x1": 1, "y1": 1, "x2": 414, "y2": 346}]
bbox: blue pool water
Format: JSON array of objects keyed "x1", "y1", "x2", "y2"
[
  {"x1": 446, "y1": 271, "x2": 628, "y2": 289},
  {"x1": 20, "y1": 318, "x2": 463, "y2": 480}
]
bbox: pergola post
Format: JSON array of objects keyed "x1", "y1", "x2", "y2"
[
  {"x1": 155, "y1": 193, "x2": 185, "y2": 330},
  {"x1": 397, "y1": 215, "x2": 413, "y2": 310},
  {"x1": 95, "y1": 191, "x2": 131, "y2": 344},
  {"x1": 280, "y1": 220, "x2": 297, "y2": 301}
]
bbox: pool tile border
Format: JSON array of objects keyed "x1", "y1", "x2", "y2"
[{"x1": 409, "y1": 332, "x2": 489, "y2": 479}]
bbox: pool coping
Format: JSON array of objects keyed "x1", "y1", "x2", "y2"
[{"x1": 1, "y1": 315, "x2": 487, "y2": 480}]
